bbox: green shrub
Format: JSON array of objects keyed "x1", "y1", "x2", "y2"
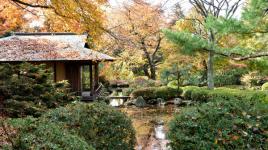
[
  {"x1": 131, "y1": 86, "x2": 182, "y2": 101},
  {"x1": 14, "y1": 121, "x2": 93, "y2": 150},
  {"x1": 182, "y1": 73, "x2": 203, "y2": 86},
  {"x1": 130, "y1": 76, "x2": 161, "y2": 89},
  {"x1": 167, "y1": 80, "x2": 180, "y2": 89},
  {"x1": 241, "y1": 71, "x2": 262, "y2": 87},
  {"x1": 0, "y1": 63, "x2": 77, "y2": 117},
  {"x1": 2, "y1": 117, "x2": 93, "y2": 150},
  {"x1": 41, "y1": 102, "x2": 136, "y2": 150},
  {"x1": 168, "y1": 98, "x2": 268, "y2": 149},
  {"x1": 3, "y1": 102, "x2": 135, "y2": 150},
  {"x1": 182, "y1": 86, "x2": 268, "y2": 103},
  {"x1": 214, "y1": 68, "x2": 247, "y2": 86},
  {"x1": 262, "y1": 82, "x2": 268, "y2": 91}
]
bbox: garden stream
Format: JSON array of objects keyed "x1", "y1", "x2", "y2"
[{"x1": 119, "y1": 103, "x2": 180, "y2": 150}]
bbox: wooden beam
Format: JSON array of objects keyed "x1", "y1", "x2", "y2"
[
  {"x1": 90, "y1": 61, "x2": 94, "y2": 96},
  {"x1": 77, "y1": 63, "x2": 82, "y2": 95}
]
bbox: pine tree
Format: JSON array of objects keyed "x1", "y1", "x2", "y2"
[{"x1": 164, "y1": 0, "x2": 268, "y2": 89}]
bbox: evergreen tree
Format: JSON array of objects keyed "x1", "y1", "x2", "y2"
[{"x1": 0, "y1": 63, "x2": 77, "y2": 117}]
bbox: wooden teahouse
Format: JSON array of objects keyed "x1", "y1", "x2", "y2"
[{"x1": 0, "y1": 32, "x2": 115, "y2": 100}]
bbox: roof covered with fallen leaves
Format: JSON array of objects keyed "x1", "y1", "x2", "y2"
[{"x1": 0, "y1": 33, "x2": 115, "y2": 62}]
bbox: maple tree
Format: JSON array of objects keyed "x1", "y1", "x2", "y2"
[
  {"x1": 104, "y1": 0, "x2": 171, "y2": 80},
  {"x1": 4, "y1": 0, "x2": 107, "y2": 43},
  {"x1": 0, "y1": 0, "x2": 26, "y2": 36}
]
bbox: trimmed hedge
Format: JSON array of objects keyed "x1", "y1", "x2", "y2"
[
  {"x1": 168, "y1": 98, "x2": 268, "y2": 149},
  {"x1": 3, "y1": 103, "x2": 136, "y2": 150},
  {"x1": 131, "y1": 86, "x2": 182, "y2": 101},
  {"x1": 182, "y1": 86, "x2": 268, "y2": 103},
  {"x1": 262, "y1": 82, "x2": 268, "y2": 91},
  {"x1": 167, "y1": 80, "x2": 180, "y2": 89}
]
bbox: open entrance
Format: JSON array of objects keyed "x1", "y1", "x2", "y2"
[{"x1": 81, "y1": 65, "x2": 94, "y2": 96}]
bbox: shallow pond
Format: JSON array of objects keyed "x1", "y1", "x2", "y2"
[{"x1": 120, "y1": 105, "x2": 180, "y2": 150}]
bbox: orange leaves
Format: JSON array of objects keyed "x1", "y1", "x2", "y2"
[
  {"x1": 42, "y1": 0, "x2": 107, "y2": 41},
  {"x1": 0, "y1": 0, "x2": 25, "y2": 35},
  {"x1": 231, "y1": 135, "x2": 240, "y2": 141}
]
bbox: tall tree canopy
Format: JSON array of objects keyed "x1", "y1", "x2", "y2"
[
  {"x1": 104, "y1": 0, "x2": 171, "y2": 80},
  {"x1": 164, "y1": 0, "x2": 268, "y2": 89}
]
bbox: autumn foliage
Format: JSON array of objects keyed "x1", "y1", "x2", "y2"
[{"x1": 0, "y1": 0, "x2": 25, "y2": 35}]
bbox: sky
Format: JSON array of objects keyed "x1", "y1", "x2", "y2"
[
  {"x1": 27, "y1": 0, "x2": 245, "y2": 28},
  {"x1": 109, "y1": 0, "x2": 193, "y2": 15},
  {"x1": 108, "y1": 0, "x2": 244, "y2": 18}
]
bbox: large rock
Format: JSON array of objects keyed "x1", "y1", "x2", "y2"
[
  {"x1": 157, "y1": 98, "x2": 166, "y2": 106},
  {"x1": 174, "y1": 98, "x2": 183, "y2": 105},
  {"x1": 134, "y1": 96, "x2": 146, "y2": 107},
  {"x1": 147, "y1": 99, "x2": 158, "y2": 105}
]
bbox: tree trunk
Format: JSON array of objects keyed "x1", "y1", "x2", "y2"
[
  {"x1": 207, "y1": 30, "x2": 215, "y2": 90},
  {"x1": 201, "y1": 60, "x2": 207, "y2": 83},
  {"x1": 149, "y1": 64, "x2": 156, "y2": 80},
  {"x1": 143, "y1": 64, "x2": 150, "y2": 78},
  {"x1": 141, "y1": 39, "x2": 157, "y2": 80},
  {"x1": 207, "y1": 50, "x2": 214, "y2": 89}
]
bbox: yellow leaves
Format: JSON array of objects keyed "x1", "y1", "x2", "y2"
[
  {"x1": 218, "y1": 34, "x2": 238, "y2": 48},
  {"x1": 239, "y1": 34, "x2": 268, "y2": 53},
  {"x1": 174, "y1": 19, "x2": 195, "y2": 33}
]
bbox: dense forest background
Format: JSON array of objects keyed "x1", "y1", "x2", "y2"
[{"x1": 1, "y1": 0, "x2": 268, "y2": 90}]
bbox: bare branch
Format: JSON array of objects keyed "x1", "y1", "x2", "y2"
[
  {"x1": 232, "y1": 52, "x2": 268, "y2": 61},
  {"x1": 202, "y1": 48, "x2": 268, "y2": 61},
  {"x1": 152, "y1": 36, "x2": 162, "y2": 58},
  {"x1": 10, "y1": 0, "x2": 50, "y2": 8}
]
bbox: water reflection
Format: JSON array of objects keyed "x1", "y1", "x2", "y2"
[
  {"x1": 120, "y1": 105, "x2": 179, "y2": 150},
  {"x1": 109, "y1": 90, "x2": 124, "y2": 107},
  {"x1": 155, "y1": 124, "x2": 165, "y2": 140},
  {"x1": 109, "y1": 99, "x2": 124, "y2": 107}
]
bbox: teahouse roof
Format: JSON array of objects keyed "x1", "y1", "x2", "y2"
[{"x1": 0, "y1": 32, "x2": 115, "y2": 62}]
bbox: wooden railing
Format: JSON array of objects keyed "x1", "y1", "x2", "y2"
[
  {"x1": 82, "y1": 83, "x2": 103, "y2": 101},
  {"x1": 94, "y1": 83, "x2": 103, "y2": 97}
]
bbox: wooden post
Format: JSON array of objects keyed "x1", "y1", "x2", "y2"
[
  {"x1": 76, "y1": 63, "x2": 81, "y2": 95},
  {"x1": 90, "y1": 61, "x2": 94, "y2": 96},
  {"x1": 53, "y1": 62, "x2": 57, "y2": 82},
  {"x1": 94, "y1": 62, "x2": 99, "y2": 89}
]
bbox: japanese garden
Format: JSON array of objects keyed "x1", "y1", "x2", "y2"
[{"x1": 0, "y1": 0, "x2": 268, "y2": 150}]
